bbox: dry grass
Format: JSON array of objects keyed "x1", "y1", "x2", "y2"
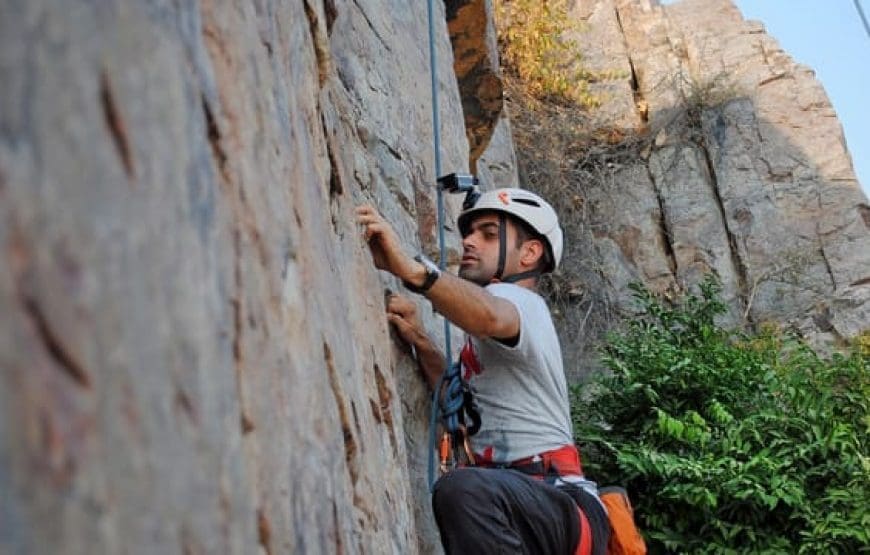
[{"x1": 494, "y1": 0, "x2": 599, "y2": 107}]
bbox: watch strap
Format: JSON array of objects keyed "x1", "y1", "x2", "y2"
[{"x1": 403, "y1": 255, "x2": 439, "y2": 294}]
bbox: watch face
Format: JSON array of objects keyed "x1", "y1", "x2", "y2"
[{"x1": 417, "y1": 255, "x2": 438, "y2": 273}]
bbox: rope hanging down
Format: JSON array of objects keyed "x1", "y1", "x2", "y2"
[
  {"x1": 425, "y1": 0, "x2": 477, "y2": 491},
  {"x1": 855, "y1": 0, "x2": 870, "y2": 40}
]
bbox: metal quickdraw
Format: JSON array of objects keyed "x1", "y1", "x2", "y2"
[
  {"x1": 439, "y1": 426, "x2": 477, "y2": 475},
  {"x1": 429, "y1": 353, "x2": 482, "y2": 486},
  {"x1": 435, "y1": 360, "x2": 482, "y2": 471}
]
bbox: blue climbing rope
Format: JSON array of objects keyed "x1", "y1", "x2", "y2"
[{"x1": 425, "y1": 0, "x2": 466, "y2": 492}]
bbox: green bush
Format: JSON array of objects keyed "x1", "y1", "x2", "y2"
[{"x1": 573, "y1": 278, "x2": 869, "y2": 553}]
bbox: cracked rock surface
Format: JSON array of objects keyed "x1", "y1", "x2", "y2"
[
  {"x1": 0, "y1": 1, "x2": 516, "y2": 553},
  {"x1": 1, "y1": 0, "x2": 866, "y2": 552},
  {"x1": 557, "y1": 0, "x2": 868, "y2": 377}
]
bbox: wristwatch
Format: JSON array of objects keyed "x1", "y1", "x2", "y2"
[{"x1": 403, "y1": 254, "x2": 441, "y2": 294}]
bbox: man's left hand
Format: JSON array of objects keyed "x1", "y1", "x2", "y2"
[{"x1": 386, "y1": 293, "x2": 425, "y2": 346}]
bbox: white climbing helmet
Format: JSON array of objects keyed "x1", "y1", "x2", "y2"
[{"x1": 458, "y1": 188, "x2": 563, "y2": 273}]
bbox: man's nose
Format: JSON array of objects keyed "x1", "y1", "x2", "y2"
[{"x1": 461, "y1": 232, "x2": 476, "y2": 251}]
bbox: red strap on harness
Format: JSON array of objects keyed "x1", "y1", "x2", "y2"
[
  {"x1": 574, "y1": 506, "x2": 592, "y2": 555},
  {"x1": 507, "y1": 444, "x2": 584, "y2": 476}
]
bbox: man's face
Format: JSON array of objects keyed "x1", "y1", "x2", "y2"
[{"x1": 459, "y1": 212, "x2": 515, "y2": 285}]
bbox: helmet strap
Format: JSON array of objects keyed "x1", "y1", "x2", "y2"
[
  {"x1": 500, "y1": 269, "x2": 542, "y2": 284},
  {"x1": 493, "y1": 213, "x2": 507, "y2": 281},
  {"x1": 491, "y1": 213, "x2": 548, "y2": 284}
]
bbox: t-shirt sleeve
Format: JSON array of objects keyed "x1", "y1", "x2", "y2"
[{"x1": 482, "y1": 283, "x2": 537, "y2": 354}]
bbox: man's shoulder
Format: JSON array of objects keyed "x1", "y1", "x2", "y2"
[
  {"x1": 484, "y1": 282, "x2": 543, "y2": 302},
  {"x1": 484, "y1": 283, "x2": 549, "y2": 318}
]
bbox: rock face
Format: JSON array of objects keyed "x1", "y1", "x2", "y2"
[
  {"x1": 0, "y1": 1, "x2": 516, "y2": 553},
  {"x1": 447, "y1": 0, "x2": 503, "y2": 172},
  {"x1": 1, "y1": 0, "x2": 866, "y2": 552},
  {"x1": 550, "y1": 0, "x2": 869, "y2": 376}
]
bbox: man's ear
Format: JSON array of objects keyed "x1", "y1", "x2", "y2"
[{"x1": 519, "y1": 238, "x2": 545, "y2": 269}]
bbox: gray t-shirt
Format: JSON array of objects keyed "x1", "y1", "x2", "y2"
[{"x1": 460, "y1": 283, "x2": 573, "y2": 463}]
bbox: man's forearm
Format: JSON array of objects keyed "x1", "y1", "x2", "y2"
[
  {"x1": 391, "y1": 251, "x2": 518, "y2": 340},
  {"x1": 411, "y1": 331, "x2": 448, "y2": 390},
  {"x1": 423, "y1": 271, "x2": 518, "y2": 340}
]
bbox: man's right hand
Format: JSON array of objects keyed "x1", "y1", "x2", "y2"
[{"x1": 386, "y1": 292, "x2": 445, "y2": 389}]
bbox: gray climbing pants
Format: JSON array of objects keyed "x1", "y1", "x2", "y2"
[{"x1": 432, "y1": 467, "x2": 582, "y2": 554}]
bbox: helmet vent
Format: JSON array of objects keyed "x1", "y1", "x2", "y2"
[{"x1": 513, "y1": 198, "x2": 540, "y2": 207}]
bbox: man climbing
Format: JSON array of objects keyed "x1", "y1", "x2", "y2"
[{"x1": 356, "y1": 188, "x2": 609, "y2": 554}]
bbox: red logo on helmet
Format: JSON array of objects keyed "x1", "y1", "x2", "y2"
[{"x1": 498, "y1": 191, "x2": 510, "y2": 205}]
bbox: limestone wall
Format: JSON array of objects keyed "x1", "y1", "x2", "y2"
[
  {"x1": 553, "y1": 0, "x2": 869, "y2": 376},
  {"x1": 0, "y1": 1, "x2": 519, "y2": 553},
  {"x1": 2, "y1": 0, "x2": 866, "y2": 552}
]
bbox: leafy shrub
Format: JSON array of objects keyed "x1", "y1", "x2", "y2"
[{"x1": 573, "y1": 278, "x2": 869, "y2": 553}]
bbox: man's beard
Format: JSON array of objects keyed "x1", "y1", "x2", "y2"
[{"x1": 458, "y1": 265, "x2": 492, "y2": 286}]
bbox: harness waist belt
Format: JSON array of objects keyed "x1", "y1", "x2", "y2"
[{"x1": 476, "y1": 444, "x2": 584, "y2": 476}]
